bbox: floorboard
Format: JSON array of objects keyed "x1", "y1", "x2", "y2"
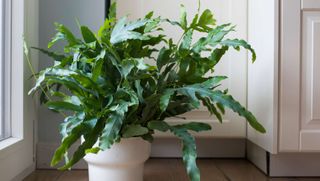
[{"x1": 23, "y1": 159, "x2": 320, "y2": 181}]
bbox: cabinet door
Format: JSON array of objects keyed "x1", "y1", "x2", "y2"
[
  {"x1": 117, "y1": 0, "x2": 248, "y2": 138},
  {"x1": 280, "y1": 0, "x2": 320, "y2": 152},
  {"x1": 300, "y1": 2, "x2": 320, "y2": 151}
]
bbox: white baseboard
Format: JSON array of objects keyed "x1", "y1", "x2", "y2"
[
  {"x1": 151, "y1": 138, "x2": 245, "y2": 158},
  {"x1": 37, "y1": 138, "x2": 246, "y2": 169},
  {"x1": 269, "y1": 153, "x2": 320, "y2": 177},
  {"x1": 247, "y1": 140, "x2": 320, "y2": 177},
  {"x1": 246, "y1": 141, "x2": 269, "y2": 174},
  {"x1": 12, "y1": 163, "x2": 35, "y2": 181}
]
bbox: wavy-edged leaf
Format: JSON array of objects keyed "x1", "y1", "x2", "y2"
[
  {"x1": 170, "y1": 126, "x2": 200, "y2": 181},
  {"x1": 170, "y1": 81, "x2": 265, "y2": 133},
  {"x1": 92, "y1": 50, "x2": 106, "y2": 81},
  {"x1": 98, "y1": 18, "x2": 113, "y2": 42},
  {"x1": 71, "y1": 74, "x2": 100, "y2": 93},
  {"x1": 216, "y1": 103, "x2": 225, "y2": 114},
  {"x1": 210, "y1": 90, "x2": 265, "y2": 133},
  {"x1": 199, "y1": 76, "x2": 227, "y2": 88},
  {"x1": 110, "y1": 17, "x2": 149, "y2": 44},
  {"x1": 134, "y1": 80, "x2": 144, "y2": 103},
  {"x1": 60, "y1": 116, "x2": 82, "y2": 141},
  {"x1": 180, "y1": 4, "x2": 188, "y2": 30},
  {"x1": 202, "y1": 97, "x2": 223, "y2": 123},
  {"x1": 48, "y1": 23, "x2": 79, "y2": 48},
  {"x1": 108, "y1": 2, "x2": 117, "y2": 20},
  {"x1": 122, "y1": 124, "x2": 149, "y2": 138},
  {"x1": 99, "y1": 100, "x2": 133, "y2": 150},
  {"x1": 147, "y1": 120, "x2": 201, "y2": 181},
  {"x1": 163, "y1": 18, "x2": 181, "y2": 27},
  {"x1": 28, "y1": 68, "x2": 77, "y2": 94},
  {"x1": 99, "y1": 112, "x2": 124, "y2": 150},
  {"x1": 157, "y1": 48, "x2": 172, "y2": 70},
  {"x1": 175, "y1": 122, "x2": 211, "y2": 132},
  {"x1": 46, "y1": 101, "x2": 82, "y2": 112},
  {"x1": 51, "y1": 118, "x2": 98, "y2": 167},
  {"x1": 160, "y1": 89, "x2": 175, "y2": 112},
  {"x1": 121, "y1": 59, "x2": 136, "y2": 78},
  {"x1": 32, "y1": 47, "x2": 65, "y2": 61},
  {"x1": 81, "y1": 26, "x2": 98, "y2": 44},
  {"x1": 148, "y1": 121, "x2": 170, "y2": 132},
  {"x1": 220, "y1": 39, "x2": 256, "y2": 62},
  {"x1": 59, "y1": 118, "x2": 104, "y2": 170},
  {"x1": 196, "y1": 9, "x2": 216, "y2": 32},
  {"x1": 179, "y1": 29, "x2": 193, "y2": 57},
  {"x1": 192, "y1": 24, "x2": 234, "y2": 54},
  {"x1": 41, "y1": 76, "x2": 89, "y2": 97},
  {"x1": 209, "y1": 46, "x2": 229, "y2": 66},
  {"x1": 144, "y1": 16, "x2": 161, "y2": 33}
]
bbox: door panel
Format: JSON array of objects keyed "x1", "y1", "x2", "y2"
[
  {"x1": 280, "y1": 0, "x2": 320, "y2": 152},
  {"x1": 302, "y1": 0, "x2": 320, "y2": 10},
  {"x1": 300, "y1": 11, "x2": 320, "y2": 151},
  {"x1": 117, "y1": 0, "x2": 248, "y2": 138}
]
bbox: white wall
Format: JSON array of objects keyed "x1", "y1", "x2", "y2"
[
  {"x1": 117, "y1": 0, "x2": 249, "y2": 138},
  {"x1": 38, "y1": 0, "x2": 105, "y2": 148}
]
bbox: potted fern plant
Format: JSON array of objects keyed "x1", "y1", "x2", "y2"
[{"x1": 28, "y1": 2, "x2": 265, "y2": 181}]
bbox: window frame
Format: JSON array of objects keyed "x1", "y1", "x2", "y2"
[
  {"x1": 0, "y1": 0, "x2": 11, "y2": 141},
  {"x1": 0, "y1": 0, "x2": 25, "y2": 150},
  {"x1": 0, "y1": 0, "x2": 38, "y2": 179}
]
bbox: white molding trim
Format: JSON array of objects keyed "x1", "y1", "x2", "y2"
[
  {"x1": 279, "y1": 0, "x2": 302, "y2": 152},
  {"x1": 302, "y1": 0, "x2": 320, "y2": 10},
  {"x1": 248, "y1": 141, "x2": 320, "y2": 177},
  {"x1": 37, "y1": 138, "x2": 246, "y2": 169},
  {"x1": 12, "y1": 163, "x2": 36, "y2": 181}
]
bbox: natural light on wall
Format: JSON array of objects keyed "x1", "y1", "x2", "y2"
[{"x1": 0, "y1": 0, "x2": 10, "y2": 141}]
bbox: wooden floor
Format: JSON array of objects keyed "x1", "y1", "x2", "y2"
[{"x1": 24, "y1": 159, "x2": 320, "y2": 181}]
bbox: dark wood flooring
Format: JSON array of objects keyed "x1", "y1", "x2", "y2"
[{"x1": 24, "y1": 159, "x2": 320, "y2": 181}]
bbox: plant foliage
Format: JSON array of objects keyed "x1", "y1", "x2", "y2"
[{"x1": 28, "y1": 2, "x2": 265, "y2": 181}]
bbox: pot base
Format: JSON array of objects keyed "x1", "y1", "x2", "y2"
[
  {"x1": 88, "y1": 164, "x2": 144, "y2": 181},
  {"x1": 84, "y1": 138, "x2": 151, "y2": 181}
]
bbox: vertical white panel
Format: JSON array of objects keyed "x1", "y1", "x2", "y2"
[
  {"x1": 117, "y1": 0, "x2": 248, "y2": 138},
  {"x1": 247, "y1": 0, "x2": 279, "y2": 154},
  {"x1": 0, "y1": 0, "x2": 11, "y2": 140},
  {"x1": 279, "y1": 0, "x2": 301, "y2": 152},
  {"x1": 0, "y1": 0, "x2": 3, "y2": 140}
]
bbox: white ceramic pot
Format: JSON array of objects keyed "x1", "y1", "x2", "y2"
[{"x1": 84, "y1": 138, "x2": 151, "y2": 181}]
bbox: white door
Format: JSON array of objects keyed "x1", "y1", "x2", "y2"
[
  {"x1": 117, "y1": 0, "x2": 249, "y2": 138},
  {"x1": 280, "y1": 0, "x2": 320, "y2": 152}
]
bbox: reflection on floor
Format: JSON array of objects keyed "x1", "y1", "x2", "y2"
[{"x1": 24, "y1": 159, "x2": 320, "y2": 181}]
